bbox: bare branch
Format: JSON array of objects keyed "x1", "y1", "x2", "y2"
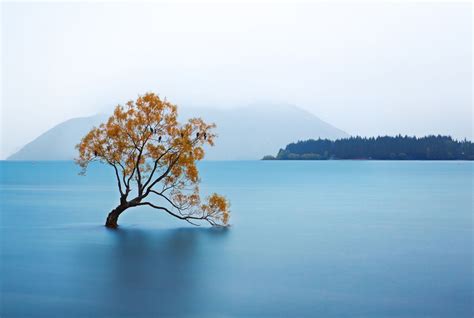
[
  {"x1": 142, "y1": 153, "x2": 181, "y2": 198},
  {"x1": 107, "y1": 161, "x2": 124, "y2": 196},
  {"x1": 149, "y1": 189, "x2": 182, "y2": 210},
  {"x1": 136, "y1": 201, "x2": 215, "y2": 226},
  {"x1": 142, "y1": 146, "x2": 174, "y2": 189}
]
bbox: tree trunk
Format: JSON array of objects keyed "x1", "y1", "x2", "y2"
[{"x1": 105, "y1": 204, "x2": 127, "y2": 228}]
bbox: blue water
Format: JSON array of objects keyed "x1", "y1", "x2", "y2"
[{"x1": 0, "y1": 161, "x2": 472, "y2": 317}]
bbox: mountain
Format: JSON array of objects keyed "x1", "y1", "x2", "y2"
[
  {"x1": 7, "y1": 115, "x2": 108, "y2": 161},
  {"x1": 7, "y1": 104, "x2": 348, "y2": 160}
]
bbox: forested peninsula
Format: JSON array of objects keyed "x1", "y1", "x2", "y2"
[{"x1": 263, "y1": 135, "x2": 473, "y2": 160}]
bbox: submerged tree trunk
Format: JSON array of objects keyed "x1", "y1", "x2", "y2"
[{"x1": 105, "y1": 204, "x2": 127, "y2": 228}]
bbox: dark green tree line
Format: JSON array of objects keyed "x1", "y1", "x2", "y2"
[{"x1": 265, "y1": 135, "x2": 473, "y2": 160}]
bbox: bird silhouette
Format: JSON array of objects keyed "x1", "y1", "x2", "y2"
[
  {"x1": 196, "y1": 132, "x2": 200, "y2": 139},
  {"x1": 203, "y1": 133, "x2": 207, "y2": 140},
  {"x1": 158, "y1": 136, "x2": 162, "y2": 142},
  {"x1": 149, "y1": 127, "x2": 153, "y2": 133}
]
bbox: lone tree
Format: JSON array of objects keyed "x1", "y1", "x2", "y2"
[{"x1": 76, "y1": 92, "x2": 230, "y2": 228}]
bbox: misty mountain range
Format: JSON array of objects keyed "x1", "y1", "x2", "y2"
[{"x1": 7, "y1": 104, "x2": 348, "y2": 160}]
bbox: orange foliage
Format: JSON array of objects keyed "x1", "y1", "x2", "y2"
[{"x1": 76, "y1": 92, "x2": 230, "y2": 226}]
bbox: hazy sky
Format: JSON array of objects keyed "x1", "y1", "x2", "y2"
[{"x1": 1, "y1": 1, "x2": 472, "y2": 159}]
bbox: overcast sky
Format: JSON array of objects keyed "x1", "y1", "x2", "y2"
[{"x1": 1, "y1": 1, "x2": 472, "y2": 159}]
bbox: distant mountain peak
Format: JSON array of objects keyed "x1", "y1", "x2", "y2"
[{"x1": 8, "y1": 104, "x2": 348, "y2": 161}]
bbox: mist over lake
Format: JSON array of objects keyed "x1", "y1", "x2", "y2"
[{"x1": 1, "y1": 161, "x2": 471, "y2": 317}]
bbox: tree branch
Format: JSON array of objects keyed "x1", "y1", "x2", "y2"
[
  {"x1": 142, "y1": 146, "x2": 174, "y2": 189},
  {"x1": 149, "y1": 189, "x2": 183, "y2": 211},
  {"x1": 115, "y1": 161, "x2": 130, "y2": 193},
  {"x1": 142, "y1": 153, "x2": 181, "y2": 198},
  {"x1": 136, "y1": 201, "x2": 214, "y2": 226},
  {"x1": 108, "y1": 162, "x2": 124, "y2": 196}
]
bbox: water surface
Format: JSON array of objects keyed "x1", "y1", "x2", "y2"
[{"x1": 1, "y1": 161, "x2": 472, "y2": 317}]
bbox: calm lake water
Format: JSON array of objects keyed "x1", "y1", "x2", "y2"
[{"x1": 0, "y1": 161, "x2": 472, "y2": 317}]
